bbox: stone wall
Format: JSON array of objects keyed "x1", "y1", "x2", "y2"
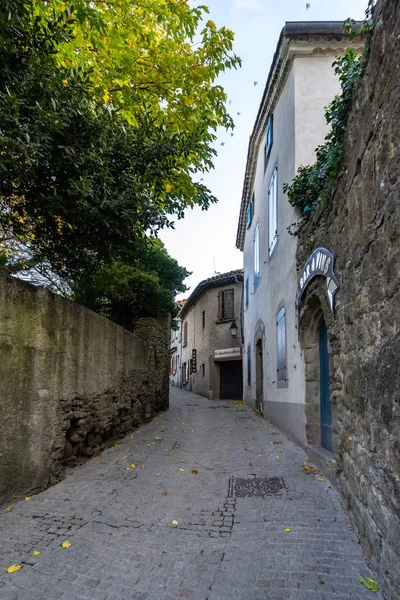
[
  {"x1": 0, "y1": 274, "x2": 170, "y2": 506},
  {"x1": 296, "y1": 1, "x2": 400, "y2": 597}
]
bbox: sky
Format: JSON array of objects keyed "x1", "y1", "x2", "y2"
[{"x1": 160, "y1": 0, "x2": 367, "y2": 299}]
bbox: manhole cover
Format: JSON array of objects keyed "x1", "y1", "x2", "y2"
[{"x1": 232, "y1": 477, "x2": 285, "y2": 498}]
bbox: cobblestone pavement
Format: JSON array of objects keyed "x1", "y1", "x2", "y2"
[{"x1": 0, "y1": 388, "x2": 381, "y2": 600}]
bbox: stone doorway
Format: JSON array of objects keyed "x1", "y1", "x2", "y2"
[
  {"x1": 255, "y1": 339, "x2": 264, "y2": 414},
  {"x1": 300, "y1": 292, "x2": 333, "y2": 451}
]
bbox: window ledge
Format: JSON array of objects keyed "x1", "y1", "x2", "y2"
[{"x1": 216, "y1": 318, "x2": 235, "y2": 324}]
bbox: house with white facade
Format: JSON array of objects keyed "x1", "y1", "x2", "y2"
[
  {"x1": 170, "y1": 300, "x2": 185, "y2": 387},
  {"x1": 236, "y1": 22, "x2": 363, "y2": 449}
]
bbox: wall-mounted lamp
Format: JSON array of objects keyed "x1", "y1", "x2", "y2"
[{"x1": 230, "y1": 321, "x2": 238, "y2": 339}]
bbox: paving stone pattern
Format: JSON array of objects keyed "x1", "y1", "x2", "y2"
[{"x1": 0, "y1": 389, "x2": 381, "y2": 600}]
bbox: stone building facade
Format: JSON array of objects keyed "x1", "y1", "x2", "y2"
[
  {"x1": 295, "y1": 1, "x2": 400, "y2": 597},
  {"x1": 236, "y1": 22, "x2": 363, "y2": 445},
  {"x1": 170, "y1": 300, "x2": 186, "y2": 388},
  {"x1": 179, "y1": 270, "x2": 243, "y2": 400}
]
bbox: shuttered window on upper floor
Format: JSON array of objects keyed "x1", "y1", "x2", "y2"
[
  {"x1": 183, "y1": 321, "x2": 188, "y2": 347},
  {"x1": 217, "y1": 288, "x2": 235, "y2": 321}
]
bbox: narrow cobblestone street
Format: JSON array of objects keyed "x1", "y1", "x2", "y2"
[{"x1": 0, "y1": 389, "x2": 380, "y2": 600}]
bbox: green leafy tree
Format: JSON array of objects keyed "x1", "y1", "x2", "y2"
[
  {"x1": 0, "y1": 0, "x2": 240, "y2": 327},
  {"x1": 73, "y1": 239, "x2": 190, "y2": 330}
]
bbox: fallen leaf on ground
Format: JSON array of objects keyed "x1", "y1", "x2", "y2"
[
  {"x1": 178, "y1": 468, "x2": 185, "y2": 472},
  {"x1": 167, "y1": 451, "x2": 174, "y2": 456},
  {"x1": 192, "y1": 469, "x2": 198, "y2": 475},
  {"x1": 285, "y1": 485, "x2": 289, "y2": 489},
  {"x1": 302, "y1": 465, "x2": 315, "y2": 472},
  {"x1": 284, "y1": 528, "x2": 291, "y2": 532},
  {"x1": 276, "y1": 456, "x2": 281, "y2": 460},
  {"x1": 140, "y1": 465, "x2": 145, "y2": 470},
  {"x1": 317, "y1": 477, "x2": 325, "y2": 482},
  {"x1": 6, "y1": 505, "x2": 14, "y2": 510},
  {"x1": 156, "y1": 473, "x2": 161, "y2": 476},
  {"x1": 25, "y1": 497, "x2": 31, "y2": 501},
  {"x1": 61, "y1": 541, "x2": 71, "y2": 549},
  {"x1": 7, "y1": 564, "x2": 22, "y2": 573},
  {"x1": 122, "y1": 455, "x2": 127, "y2": 460},
  {"x1": 33, "y1": 550, "x2": 40, "y2": 556},
  {"x1": 161, "y1": 490, "x2": 167, "y2": 496},
  {"x1": 172, "y1": 520, "x2": 178, "y2": 525},
  {"x1": 100, "y1": 461, "x2": 107, "y2": 464},
  {"x1": 358, "y1": 575, "x2": 379, "y2": 592}
]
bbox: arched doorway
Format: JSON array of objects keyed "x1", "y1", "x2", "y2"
[
  {"x1": 319, "y1": 324, "x2": 332, "y2": 451},
  {"x1": 300, "y1": 291, "x2": 333, "y2": 451},
  {"x1": 255, "y1": 339, "x2": 263, "y2": 413}
]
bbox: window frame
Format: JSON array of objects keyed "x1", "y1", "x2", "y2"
[
  {"x1": 254, "y1": 222, "x2": 260, "y2": 288},
  {"x1": 265, "y1": 115, "x2": 273, "y2": 165},
  {"x1": 268, "y1": 165, "x2": 278, "y2": 256},
  {"x1": 202, "y1": 310, "x2": 206, "y2": 329},
  {"x1": 276, "y1": 305, "x2": 288, "y2": 388}
]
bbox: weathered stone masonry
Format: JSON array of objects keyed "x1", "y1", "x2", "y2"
[
  {"x1": 297, "y1": 1, "x2": 400, "y2": 597},
  {"x1": 0, "y1": 274, "x2": 170, "y2": 506}
]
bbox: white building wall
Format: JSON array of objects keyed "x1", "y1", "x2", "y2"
[{"x1": 243, "y1": 53, "x2": 342, "y2": 446}]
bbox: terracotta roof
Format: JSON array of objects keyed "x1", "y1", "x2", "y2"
[{"x1": 180, "y1": 269, "x2": 244, "y2": 319}]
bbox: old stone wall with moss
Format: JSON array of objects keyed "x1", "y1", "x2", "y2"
[
  {"x1": 296, "y1": 0, "x2": 400, "y2": 597},
  {"x1": 0, "y1": 274, "x2": 170, "y2": 506}
]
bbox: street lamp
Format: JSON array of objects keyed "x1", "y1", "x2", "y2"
[{"x1": 230, "y1": 321, "x2": 238, "y2": 339}]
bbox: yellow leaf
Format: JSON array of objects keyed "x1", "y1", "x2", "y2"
[
  {"x1": 156, "y1": 473, "x2": 161, "y2": 476},
  {"x1": 33, "y1": 550, "x2": 40, "y2": 556},
  {"x1": 7, "y1": 564, "x2": 22, "y2": 574},
  {"x1": 284, "y1": 528, "x2": 291, "y2": 532},
  {"x1": 165, "y1": 184, "x2": 173, "y2": 192},
  {"x1": 25, "y1": 497, "x2": 31, "y2": 501},
  {"x1": 317, "y1": 477, "x2": 325, "y2": 482},
  {"x1": 161, "y1": 489, "x2": 167, "y2": 496},
  {"x1": 61, "y1": 541, "x2": 71, "y2": 548},
  {"x1": 130, "y1": 464, "x2": 136, "y2": 469},
  {"x1": 140, "y1": 465, "x2": 145, "y2": 470},
  {"x1": 284, "y1": 484, "x2": 289, "y2": 489},
  {"x1": 178, "y1": 468, "x2": 185, "y2": 472},
  {"x1": 6, "y1": 505, "x2": 14, "y2": 510},
  {"x1": 276, "y1": 456, "x2": 281, "y2": 460},
  {"x1": 172, "y1": 520, "x2": 178, "y2": 525}
]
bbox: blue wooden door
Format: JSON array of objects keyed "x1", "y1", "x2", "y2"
[{"x1": 319, "y1": 325, "x2": 332, "y2": 451}]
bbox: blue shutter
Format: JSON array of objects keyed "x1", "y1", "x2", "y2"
[
  {"x1": 246, "y1": 201, "x2": 253, "y2": 228},
  {"x1": 265, "y1": 114, "x2": 273, "y2": 159},
  {"x1": 245, "y1": 277, "x2": 249, "y2": 308},
  {"x1": 247, "y1": 345, "x2": 251, "y2": 386}
]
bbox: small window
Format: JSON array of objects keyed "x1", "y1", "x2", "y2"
[
  {"x1": 202, "y1": 363, "x2": 205, "y2": 377},
  {"x1": 246, "y1": 192, "x2": 254, "y2": 229},
  {"x1": 277, "y1": 306, "x2": 287, "y2": 385},
  {"x1": 202, "y1": 310, "x2": 205, "y2": 329},
  {"x1": 269, "y1": 166, "x2": 278, "y2": 255},
  {"x1": 183, "y1": 321, "x2": 188, "y2": 347},
  {"x1": 217, "y1": 289, "x2": 234, "y2": 321},
  {"x1": 254, "y1": 223, "x2": 260, "y2": 287},
  {"x1": 265, "y1": 114, "x2": 273, "y2": 165},
  {"x1": 245, "y1": 277, "x2": 249, "y2": 309},
  {"x1": 247, "y1": 345, "x2": 251, "y2": 386}
]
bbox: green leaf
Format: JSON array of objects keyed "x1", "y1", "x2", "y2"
[{"x1": 358, "y1": 575, "x2": 379, "y2": 592}]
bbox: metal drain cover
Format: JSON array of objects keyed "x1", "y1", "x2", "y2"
[{"x1": 232, "y1": 477, "x2": 285, "y2": 498}]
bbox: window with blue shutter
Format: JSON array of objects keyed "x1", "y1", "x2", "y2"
[
  {"x1": 245, "y1": 277, "x2": 249, "y2": 309},
  {"x1": 254, "y1": 223, "x2": 260, "y2": 287},
  {"x1": 265, "y1": 114, "x2": 273, "y2": 161},
  {"x1": 246, "y1": 200, "x2": 253, "y2": 228},
  {"x1": 247, "y1": 345, "x2": 251, "y2": 386}
]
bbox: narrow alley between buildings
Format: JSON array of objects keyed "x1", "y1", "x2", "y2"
[{"x1": 0, "y1": 389, "x2": 380, "y2": 600}]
